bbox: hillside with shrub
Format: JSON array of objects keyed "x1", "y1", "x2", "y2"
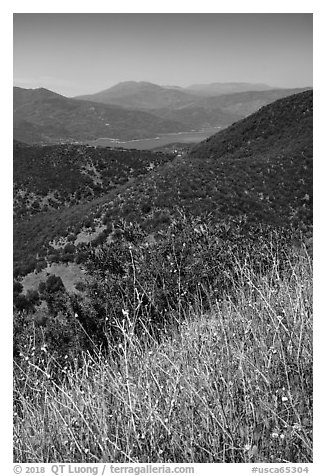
[
  {"x1": 14, "y1": 216, "x2": 312, "y2": 463},
  {"x1": 147, "y1": 88, "x2": 310, "y2": 131},
  {"x1": 76, "y1": 81, "x2": 310, "y2": 132},
  {"x1": 98, "y1": 91, "x2": 312, "y2": 231},
  {"x1": 13, "y1": 90, "x2": 313, "y2": 463},
  {"x1": 13, "y1": 91, "x2": 312, "y2": 279},
  {"x1": 14, "y1": 140, "x2": 174, "y2": 218}
]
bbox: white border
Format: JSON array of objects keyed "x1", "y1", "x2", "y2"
[{"x1": 3, "y1": 3, "x2": 322, "y2": 474}]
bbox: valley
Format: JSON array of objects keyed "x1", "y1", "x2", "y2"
[
  {"x1": 13, "y1": 91, "x2": 312, "y2": 283},
  {"x1": 87, "y1": 126, "x2": 222, "y2": 149},
  {"x1": 13, "y1": 83, "x2": 311, "y2": 146},
  {"x1": 13, "y1": 88, "x2": 313, "y2": 465},
  {"x1": 13, "y1": 12, "x2": 313, "y2": 466}
]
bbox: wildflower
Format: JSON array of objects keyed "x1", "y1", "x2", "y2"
[
  {"x1": 280, "y1": 434, "x2": 285, "y2": 439},
  {"x1": 271, "y1": 432, "x2": 279, "y2": 438},
  {"x1": 293, "y1": 423, "x2": 303, "y2": 431},
  {"x1": 281, "y1": 396, "x2": 288, "y2": 402},
  {"x1": 251, "y1": 445, "x2": 258, "y2": 455}
]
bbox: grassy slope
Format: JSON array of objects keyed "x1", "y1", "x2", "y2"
[{"x1": 14, "y1": 246, "x2": 312, "y2": 463}]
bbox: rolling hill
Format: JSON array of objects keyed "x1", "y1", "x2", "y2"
[
  {"x1": 147, "y1": 88, "x2": 311, "y2": 129},
  {"x1": 13, "y1": 88, "x2": 313, "y2": 466},
  {"x1": 14, "y1": 84, "x2": 311, "y2": 145},
  {"x1": 13, "y1": 90, "x2": 312, "y2": 279},
  {"x1": 76, "y1": 81, "x2": 311, "y2": 131},
  {"x1": 75, "y1": 81, "x2": 200, "y2": 110},
  {"x1": 13, "y1": 140, "x2": 175, "y2": 219},
  {"x1": 95, "y1": 90, "x2": 312, "y2": 231},
  {"x1": 13, "y1": 87, "x2": 186, "y2": 144}
]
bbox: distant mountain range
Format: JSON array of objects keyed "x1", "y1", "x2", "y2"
[
  {"x1": 14, "y1": 82, "x2": 311, "y2": 145},
  {"x1": 75, "y1": 80, "x2": 277, "y2": 106},
  {"x1": 13, "y1": 86, "x2": 186, "y2": 144},
  {"x1": 75, "y1": 80, "x2": 309, "y2": 114},
  {"x1": 185, "y1": 81, "x2": 276, "y2": 96},
  {"x1": 76, "y1": 81, "x2": 199, "y2": 109}
]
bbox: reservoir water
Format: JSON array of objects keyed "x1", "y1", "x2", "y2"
[{"x1": 87, "y1": 127, "x2": 222, "y2": 150}]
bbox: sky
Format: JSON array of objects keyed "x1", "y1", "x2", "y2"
[{"x1": 13, "y1": 13, "x2": 313, "y2": 97}]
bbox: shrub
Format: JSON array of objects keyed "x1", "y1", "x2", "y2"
[
  {"x1": 38, "y1": 275, "x2": 66, "y2": 316},
  {"x1": 63, "y1": 243, "x2": 75, "y2": 254},
  {"x1": 71, "y1": 215, "x2": 298, "y2": 352},
  {"x1": 13, "y1": 243, "x2": 312, "y2": 463},
  {"x1": 35, "y1": 260, "x2": 47, "y2": 273},
  {"x1": 13, "y1": 281, "x2": 23, "y2": 296},
  {"x1": 67, "y1": 233, "x2": 77, "y2": 242},
  {"x1": 141, "y1": 202, "x2": 151, "y2": 214}
]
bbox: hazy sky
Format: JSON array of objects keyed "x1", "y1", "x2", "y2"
[{"x1": 13, "y1": 13, "x2": 313, "y2": 97}]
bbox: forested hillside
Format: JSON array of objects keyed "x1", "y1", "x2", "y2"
[{"x1": 14, "y1": 141, "x2": 174, "y2": 218}]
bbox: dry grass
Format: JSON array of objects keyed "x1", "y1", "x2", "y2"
[{"x1": 14, "y1": 247, "x2": 312, "y2": 463}]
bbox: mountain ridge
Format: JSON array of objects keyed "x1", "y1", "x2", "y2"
[
  {"x1": 98, "y1": 90, "x2": 313, "y2": 230},
  {"x1": 75, "y1": 82, "x2": 311, "y2": 132},
  {"x1": 75, "y1": 81, "x2": 201, "y2": 110},
  {"x1": 186, "y1": 81, "x2": 277, "y2": 96},
  {"x1": 13, "y1": 86, "x2": 186, "y2": 144},
  {"x1": 13, "y1": 90, "x2": 313, "y2": 278}
]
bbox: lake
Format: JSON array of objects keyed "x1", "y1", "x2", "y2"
[{"x1": 87, "y1": 127, "x2": 222, "y2": 150}]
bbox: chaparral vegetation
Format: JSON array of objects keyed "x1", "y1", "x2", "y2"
[{"x1": 13, "y1": 90, "x2": 313, "y2": 463}]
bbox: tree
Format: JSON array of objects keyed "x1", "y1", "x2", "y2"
[
  {"x1": 38, "y1": 274, "x2": 66, "y2": 315},
  {"x1": 13, "y1": 281, "x2": 23, "y2": 296}
]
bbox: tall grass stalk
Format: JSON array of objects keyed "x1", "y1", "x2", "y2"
[{"x1": 14, "y1": 247, "x2": 312, "y2": 463}]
